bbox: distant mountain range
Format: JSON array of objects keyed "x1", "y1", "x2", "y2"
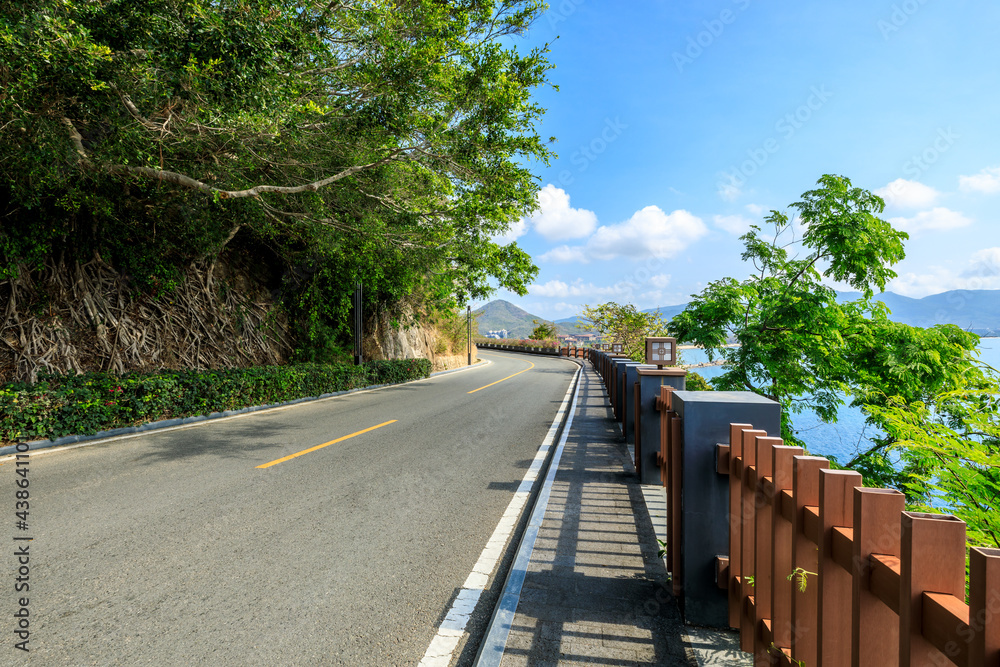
[{"x1": 475, "y1": 289, "x2": 1000, "y2": 339}]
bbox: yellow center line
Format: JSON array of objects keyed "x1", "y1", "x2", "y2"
[
  {"x1": 256, "y1": 420, "x2": 397, "y2": 469},
  {"x1": 467, "y1": 360, "x2": 535, "y2": 394}
]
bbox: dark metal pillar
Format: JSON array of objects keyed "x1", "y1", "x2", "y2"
[
  {"x1": 467, "y1": 305, "x2": 472, "y2": 366},
  {"x1": 353, "y1": 281, "x2": 363, "y2": 366}
]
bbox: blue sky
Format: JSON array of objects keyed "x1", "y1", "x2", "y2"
[{"x1": 477, "y1": 0, "x2": 1000, "y2": 320}]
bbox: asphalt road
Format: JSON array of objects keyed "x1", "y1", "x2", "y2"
[{"x1": 3, "y1": 351, "x2": 577, "y2": 666}]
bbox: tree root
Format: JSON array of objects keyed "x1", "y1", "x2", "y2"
[{"x1": 0, "y1": 256, "x2": 291, "y2": 383}]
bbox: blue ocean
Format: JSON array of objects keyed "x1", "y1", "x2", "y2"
[{"x1": 681, "y1": 340, "x2": 1000, "y2": 464}]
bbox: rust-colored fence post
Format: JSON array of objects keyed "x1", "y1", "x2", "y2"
[
  {"x1": 729, "y1": 423, "x2": 754, "y2": 631},
  {"x1": 790, "y1": 455, "x2": 829, "y2": 667},
  {"x1": 900, "y1": 512, "x2": 967, "y2": 666},
  {"x1": 816, "y1": 469, "x2": 861, "y2": 667},
  {"x1": 754, "y1": 435, "x2": 783, "y2": 666},
  {"x1": 740, "y1": 428, "x2": 769, "y2": 652},
  {"x1": 852, "y1": 488, "x2": 905, "y2": 667},
  {"x1": 970, "y1": 547, "x2": 1000, "y2": 666},
  {"x1": 770, "y1": 443, "x2": 803, "y2": 659}
]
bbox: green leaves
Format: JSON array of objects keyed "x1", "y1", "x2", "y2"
[
  {"x1": 0, "y1": 359, "x2": 431, "y2": 444},
  {"x1": 669, "y1": 175, "x2": 998, "y2": 552},
  {"x1": 581, "y1": 302, "x2": 669, "y2": 362},
  {"x1": 1, "y1": 0, "x2": 552, "y2": 312},
  {"x1": 669, "y1": 174, "x2": 978, "y2": 452}
]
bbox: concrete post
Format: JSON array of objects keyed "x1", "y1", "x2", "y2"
[
  {"x1": 670, "y1": 391, "x2": 780, "y2": 628},
  {"x1": 635, "y1": 368, "x2": 686, "y2": 485}
]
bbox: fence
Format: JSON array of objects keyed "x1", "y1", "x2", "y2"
[
  {"x1": 587, "y1": 348, "x2": 1000, "y2": 666},
  {"x1": 474, "y1": 342, "x2": 589, "y2": 358}
]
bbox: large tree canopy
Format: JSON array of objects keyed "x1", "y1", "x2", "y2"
[
  {"x1": 669, "y1": 175, "x2": 988, "y2": 490},
  {"x1": 0, "y1": 0, "x2": 550, "y2": 303}
]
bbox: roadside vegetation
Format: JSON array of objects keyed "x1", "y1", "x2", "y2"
[
  {"x1": 0, "y1": 0, "x2": 552, "y2": 381},
  {"x1": 0, "y1": 359, "x2": 431, "y2": 445},
  {"x1": 669, "y1": 174, "x2": 999, "y2": 548}
]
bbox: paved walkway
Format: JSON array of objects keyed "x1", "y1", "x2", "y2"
[{"x1": 495, "y1": 363, "x2": 694, "y2": 666}]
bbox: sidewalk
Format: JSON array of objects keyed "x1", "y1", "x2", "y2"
[{"x1": 492, "y1": 362, "x2": 717, "y2": 666}]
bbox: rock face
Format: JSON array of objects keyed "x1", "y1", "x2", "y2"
[{"x1": 365, "y1": 306, "x2": 477, "y2": 372}]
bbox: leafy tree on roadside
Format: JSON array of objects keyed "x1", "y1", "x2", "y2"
[
  {"x1": 0, "y1": 0, "x2": 553, "y2": 352},
  {"x1": 865, "y1": 360, "x2": 1000, "y2": 548},
  {"x1": 529, "y1": 320, "x2": 557, "y2": 341},
  {"x1": 581, "y1": 302, "x2": 669, "y2": 361},
  {"x1": 668, "y1": 174, "x2": 984, "y2": 490}
]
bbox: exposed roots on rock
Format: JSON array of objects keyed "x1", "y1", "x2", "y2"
[{"x1": 0, "y1": 254, "x2": 292, "y2": 383}]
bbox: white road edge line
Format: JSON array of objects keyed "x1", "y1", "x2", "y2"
[
  {"x1": 472, "y1": 363, "x2": 582, "y2": 666},
  {"x1": 417, "y1": 363, "x2": 582, "y2": 667},
  {"x1": 0, "y1": 359, "x2": 494, "y2": 463}
]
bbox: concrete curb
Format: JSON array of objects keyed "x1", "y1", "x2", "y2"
[{"x1": 0, "y1": 358, "x2": 491, "y2": 459}]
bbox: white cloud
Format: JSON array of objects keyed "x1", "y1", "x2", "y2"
[
  {"x1": 888, "y1": 248, "x2": 1000, "y2": 297},
  {"x1": 528, "y1": 184, "x2": 597, "y2": 240},
  {"x1": 717, "y1": 179, "x2": 743, "y2": 202},
  {"x1": 887, "y1": 207, "x2": 972, "y2": 234},
  {"x1": 551, "y1": 302, "x2": 582, "y2": 315},
  {"x1": 649, "y1": 273, "x2": 671, "y2": 289},
  {"x1": 492, "y1": 218, "x2": 527, "y2": 245},
  {"x1": 587, "y1": 206, "x2": 708, "y2": 261},
  {"x1": 713, "y1": 214, "x2": 754, "y2": 236},
  {"x1": 529, "y1": 279, "x2": 635, "y2": 299},
  {"x1": 959, "y1": 166, "x2": 1000, "y2": 194},
  {"x1": 538, "y1": 245, "x2": 589, "y2": 263},
  {"x1": 875, "y1": 178, "x2": 940, "y2": 209},
  {"x1": 963, "y1": 247, "x2": 1000, "y2": 279},
  {"x1": 538, "y1": 206, "x2": 707, "y2": 263},
  {"x1": 745, "y1": 203, "x2": 766, "y2": 215}
]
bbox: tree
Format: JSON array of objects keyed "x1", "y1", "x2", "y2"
[
  {"x1": 529, "y1": 320, "x2": 557, "y2": 341},
  {"x1": 865, "y1": 360, "x2": 1000, "y2": 548},
  {"x1": 669, "y1": 175, "x2": 982, "y2": 487},
  {"x1": 582, "y1": 302, "x2": 669, "y2": 361},
  {"x1": 0, "y1": 0, "x2": 552, "y2": 290},
  {"x1": 0, "y1": 0, "x2": 556, "y2": 371}
]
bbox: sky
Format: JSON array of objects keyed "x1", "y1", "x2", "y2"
[{"x1": 475, "y1": 0, "x2": 1000, "y2": 321}]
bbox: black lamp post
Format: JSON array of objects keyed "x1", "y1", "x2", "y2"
[
  {"x1": 467, "y1": 305, "x2": 472, "y2": 366},
  {"x1": 352, "y1": 281, "x2": 363, "y2": 366}
]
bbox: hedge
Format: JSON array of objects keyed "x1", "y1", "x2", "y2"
[{"x1": 0, "y1": 359, "x2": 432, "y2": 444}]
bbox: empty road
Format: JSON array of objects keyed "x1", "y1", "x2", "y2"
[{"x1": 4, "y1": 351, "x2": 578, "y2": 666}]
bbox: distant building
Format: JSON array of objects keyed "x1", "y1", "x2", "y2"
[{"x1": 485, "y1": 329, "x2": 510, "y2": 339}]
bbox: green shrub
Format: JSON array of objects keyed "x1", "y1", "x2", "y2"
[
  {"x1": 0, "y1": 359, "x2": 431, "y2": 444},
  {"x1": 685, "y1": 372, "x2": 714, "y2": 391}
]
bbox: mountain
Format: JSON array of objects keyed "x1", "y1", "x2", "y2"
[
  {"x1": 653, "y1": 289, "x2": 1000, "y2": 334},
  {"x1": 554, "y1": 315, "x2": 589, "y2": 336},
  {"x1": 473, "y1": 300, "x2": 555, "y2": 338},
  {"x1": 477, "y1": 289, "x2": 999, "y2": 340},
  {"x1": 836, "y1": 290, "x2": 1000, "y2": 331}
]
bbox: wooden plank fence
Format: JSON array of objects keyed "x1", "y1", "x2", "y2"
[{"x1": 652, "y1": 382, "x2": 1000, "y2": 666}]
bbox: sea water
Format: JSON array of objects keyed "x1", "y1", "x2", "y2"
[{"x1": 681, "y1": 340, "x2": 1000, "y2": 464}]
